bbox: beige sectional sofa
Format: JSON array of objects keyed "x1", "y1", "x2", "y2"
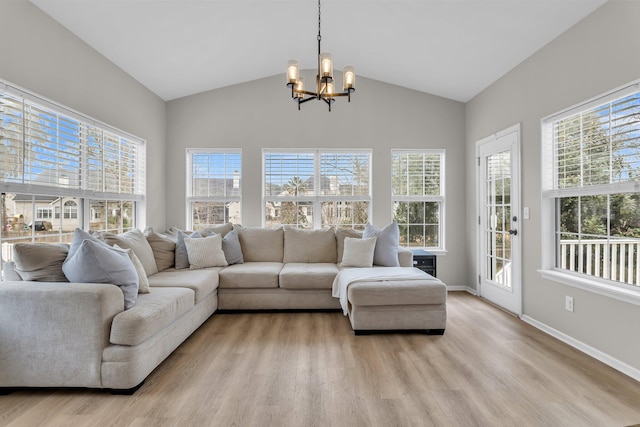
[{"x1": 0, "y1": 225, "x2": 444, "y2": 394}]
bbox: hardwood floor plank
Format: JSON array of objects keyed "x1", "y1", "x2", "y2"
[{"x1": 1, "y1": 292, "x2": 639, "y2": 427}]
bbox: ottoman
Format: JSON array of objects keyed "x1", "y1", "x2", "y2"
[{"x1": 346, "y1": 276, "x2": 447, "y2": 335}]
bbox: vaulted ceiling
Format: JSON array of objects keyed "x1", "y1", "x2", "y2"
[{"x1": 31, "y1": 0, "x2": 607, "y2": 102}]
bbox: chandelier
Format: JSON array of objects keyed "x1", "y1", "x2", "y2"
[{"x1": 286, "y1": 0, "x2": 355, "y2": 111}]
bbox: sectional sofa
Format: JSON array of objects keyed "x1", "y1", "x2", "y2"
[{"x1": 0, "y1": 224, "x2": 446, "y2": 393}]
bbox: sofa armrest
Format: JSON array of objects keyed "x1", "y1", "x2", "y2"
[
  {"x1": 0, "y1": 281, "x2": 124, "y2": 388},
  {"x1": 398, "y1": 247, "x2": 413, "y2": 267}
]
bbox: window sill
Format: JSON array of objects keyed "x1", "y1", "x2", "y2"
[{"x1": 538, "y1": 269, "x2": 640, "y2": 307}]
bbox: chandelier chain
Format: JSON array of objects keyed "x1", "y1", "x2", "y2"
[{"x1": 317, "y1": 0, "x2": 321, "y2": 42}]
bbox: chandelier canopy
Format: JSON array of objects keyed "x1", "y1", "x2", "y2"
[{"x1": 286, "y1": 0, "x2": 355, "y2": 111}]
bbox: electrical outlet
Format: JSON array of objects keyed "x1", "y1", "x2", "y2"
[{"x1": 565, "y1": 296, "x2": 574, "y2": 312}]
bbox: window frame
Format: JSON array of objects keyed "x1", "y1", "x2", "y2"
[
  {"x1": 262, "y1": 148, "x2": 372, "y2": 229},
  {"x1": 391, "y1": 149, "x2": 446, "y2": 253},
  {"x1": 540, "y1": 79, "x2": 640, "y2": 306},
  {"x1": 185, "y1": 148, "x2": 242, "y2": 230}
]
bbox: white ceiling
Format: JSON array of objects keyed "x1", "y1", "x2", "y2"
[{"x1": 31, "y1": 0, "x2": 607, "y2": 102}]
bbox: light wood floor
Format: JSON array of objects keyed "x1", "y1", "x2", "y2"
[{"x1": 1, "y1": 292, "x2": 639, "y2": 427}]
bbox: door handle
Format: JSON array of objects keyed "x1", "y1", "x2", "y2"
[{"x1": 509, "y1": 229, "x2": 518, "y2": 235}]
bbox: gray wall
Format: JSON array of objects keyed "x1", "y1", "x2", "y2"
[
  {"x1": 0, "y1": 0, "x2": 167, "y2": 230},
  {"x1": 465, "y1": 0, "x2": 640, "y2": 371},
  {"x1": 167, "y1": 73, "x2": 467, "y2": 287}
]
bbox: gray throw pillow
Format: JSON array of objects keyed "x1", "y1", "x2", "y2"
[
  {"x1": 12, "y1": 243, "x2": 69, "y2": 282},
  {"x1": 221, "y1": 229, "x2": 244, "y2": 265},
  {"x1": 363, "y1": 222, "x2": 400, "y2": 267},
  {"x1": 63, "y1": 234, "x2": 139, "y2": 310},
  {"x1": 175, "y1": 230, "x2": 203, "y2": 269}
]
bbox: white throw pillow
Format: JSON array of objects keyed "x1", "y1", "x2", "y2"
[
  {"x1": 339, "y1": 236, "x2": 377, "y2": 268},
  {"x1": 184, "y1": 234, "x2": 228, "y2": 269}
]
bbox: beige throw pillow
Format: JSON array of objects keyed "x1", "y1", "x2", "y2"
[
  {"x1": 145, "y1": 228, "x2": 176, "y2": 272},
  {"x1": 102, "y1": 229, "x2": 159, "y2": 277},
  {"x1": 184, "y1": 234, "x2": 228, "y2": 269},
  {"x1": 336, "y1": 228, "x2": 363, "y2": 264},
  {"x1": 340, "y1": 236, "x2": 377, "y2": 268},
  {"x1": 114, "y1": 244, "x2": 150, "y2": 293},
  {"x1": 12, "y1": 243, "x2": 69, "y2": 282}
]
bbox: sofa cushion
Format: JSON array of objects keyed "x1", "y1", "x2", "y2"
[
  {"x1": 102, "y1": 229, "x2": 159, "y2": 277},
  {"x1": 363, "y1": 222, "x2": 400, "y2": 267},
  {"x1": 110, "y1": 287, "x2": 195, "y2": 346},
  {"x1": 283, "y1": 227, "x2": 337, "y2": 263},
  {"x1": 145, "y1": 229, "x2": 176, "y2": 272},
  {"x1": 340, "y1": 236, "x2": 376, "y2": 268},
  {"x1": 279, "y1": 263, "x2": 340, "y2": 289},
  {"x1": 336, "y1": 228, "x2": 362, "y2": 264},
  {"x1": 347, "y1": 279, "x2": 447, "y2": 306},
  {"x1": 63, "y1": 230, "x2": 139, "y2": 310},
  {"x1": 12, "y1": 243, "x2": 69, "y2": 282},
  {"x1": 148, "y1": 267, "x2": 221, "y2": 303},
  {"x1": 184, "y1": 234, "x2": 228, "y2": 269},
  {"x1": 219, "y1": 262, "x2": 283, "y2": 288},
  {"x1": 237, "y1": 227, "x2": 284, "y2": 262}
]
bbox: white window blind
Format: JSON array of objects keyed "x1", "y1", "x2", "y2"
[
  {"x1": 264, "y1": 152, "x2": 315, "y2": 198},
  {"x1": 263, "y1": 149, "x2": 371, "y2": 229},
  {"x1": 392, "y1": 151, "x2": 442, "y2": 197},
  {"x1": 319, "y1": 152, "x2": 370, "y2": 197},
  {"x1": 0, "y1": 84, "x2": 145, "y2": 199}
]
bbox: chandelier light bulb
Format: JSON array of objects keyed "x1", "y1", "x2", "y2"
[
  {"x1": 287, "y1": 60, "x2": 299, "y2": 84},
  {"x1": 295, "y1": 77, "x2": 305, "y2": 98},
  {"x1": 343, "y1": 66, "x2": 355, "y2": 91},
  {"x1": 320, "y1": 53, "x2": 333, "y2": 79}
]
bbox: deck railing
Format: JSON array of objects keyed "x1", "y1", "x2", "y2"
[{"x1": 560, "y1": 238, "x2": 640, "y2": 286}]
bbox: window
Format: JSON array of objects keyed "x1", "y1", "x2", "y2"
[
  {"x1": 392, "y1": 150, "x2": 445, "y2": 251},
  {"x1": 64, "y1": 200, "x2": 78, "y2": 219},
  {"x1": 186, "y1": 149, "x2": 241, "y2": 230},
  {"x1": 263, "y1": 149, "x2": 371, "y2": 229},
  {"x1": 36, "y1": 207, "x2": 52, "y2": 220},
  {"x1": 541, "y1": 81, "x2": 640, "y2": 298},
  {"x1": 1, "y1": 79, "x2": 145, "y2": 265}
]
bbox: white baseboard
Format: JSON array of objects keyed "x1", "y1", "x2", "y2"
[
  {"x1": 447, "y1": 285, "x2": 477, "y2": 295},
  {"x1": 521, "y1": 315, "x2": 640, "y2": 382}
]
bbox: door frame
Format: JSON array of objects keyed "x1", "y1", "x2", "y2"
[{"x1": 475, "y1": 123, "x2": 522, "y2": 316}]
